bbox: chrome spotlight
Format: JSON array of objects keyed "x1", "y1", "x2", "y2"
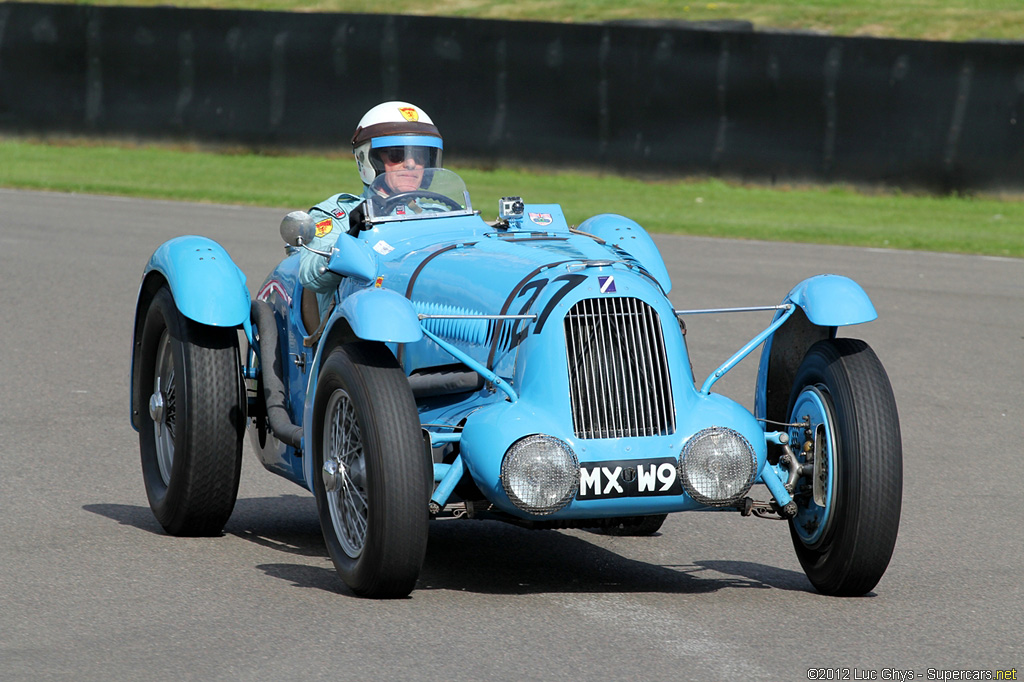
[
  {"x1": 678, "y1": 426, "x2": 756, "y2": 506},
  {"x1": 500, "y1": 435, "x2": 579, "y2": 516}
]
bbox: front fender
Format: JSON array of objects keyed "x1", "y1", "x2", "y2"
[
  {"x1": 298, "y1": 286, "x2": 424, "y2": 490},
  {"x1": 785, "y1": 274, "x2": 876, "y2": 327},
  {"x1": 334, "y1": 286, "x2": 423, "y2": 344},
  {"x1": 754, "y1": 274, "x2": 876, "y2": 421},
  {"x1": 144, "y1": 235, "x2": 250, "y2": 327}
]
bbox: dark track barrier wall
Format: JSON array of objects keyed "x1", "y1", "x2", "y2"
[{"x1": 1, "y1": 2, "x2": 1022, "y2": 192}]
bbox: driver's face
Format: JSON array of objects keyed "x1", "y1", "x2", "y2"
[{"x1": 380, "y1": 148, "x2": 425, "y2": 193}]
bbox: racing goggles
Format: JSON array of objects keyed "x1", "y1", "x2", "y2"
[
  {"x1": 379, "y1": 147, "x2": 428, "y2": 165},
  {"x1": 371, "y1": 135, "x2": 443, "y2": 168}
]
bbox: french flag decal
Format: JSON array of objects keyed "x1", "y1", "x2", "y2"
[{"x1": 598, "y1": 275, "x2": 616, "y2": 293}]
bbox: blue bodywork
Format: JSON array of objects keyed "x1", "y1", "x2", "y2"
[
  {"x1": 144, "y1": 235, "x2": 251, "y2": 329},
  {"x1": 130, "y1": 172, "x2": 881, "y2": 523}
]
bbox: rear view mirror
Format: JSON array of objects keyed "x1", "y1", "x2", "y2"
[{"x1": 280, "y1": 211, "x2": 316, "y2": 247}]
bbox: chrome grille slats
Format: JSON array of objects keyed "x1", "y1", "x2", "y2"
[
  {"x1": 641, "y1": 296, "x2": 672, "y2": 436},
  {"x1": 626, "y1": 296, "x2": 649, "y2": 432},
  {"x1": 564, "y1": 297, "x2": 675, "y2": 439}
]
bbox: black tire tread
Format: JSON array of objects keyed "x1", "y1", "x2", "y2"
[
  {"x1": 139, "y1": 286, "x2": 244, "y2": 537},
  {"x1": 168, "y1": 319, "x2": 245, "y2": 535},
  {"x1": 788, "y1": 338, "x2": 902, "y2": 596},
  {"x1": 313, "y1": 341, "x2": 429, "y2": 598}
]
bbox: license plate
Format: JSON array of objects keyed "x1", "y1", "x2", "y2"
[{"x1": 576, "y1": 457, "x2": 682, "y2": 500}]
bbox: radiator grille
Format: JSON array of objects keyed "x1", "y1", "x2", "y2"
[{"x1": 564, "y1": 297, "x2": 675, "y2": 439}]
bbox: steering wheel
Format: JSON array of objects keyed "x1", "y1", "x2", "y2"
[{"x1": 377, "y1": 190, "x2": 463, "y2": 215}]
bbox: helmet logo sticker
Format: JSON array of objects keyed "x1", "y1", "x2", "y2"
[
  {"x1": 529, "y1": 213, "x2": 552, "y2": 226},
  {"x1": 398, "y1": 107, "x2": 419, "y2": 122},
  {"x1": 598, "y1": 275, "x2": 616, "y2": 293},
  {"x1": 315, "y1": 218, "x2": 333, "y2": 238}
]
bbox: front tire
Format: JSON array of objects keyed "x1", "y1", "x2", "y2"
[
  {"x1": 138, "y1": 286, "x2": 244, "y2": 536},
  {"x1": 785, "y1": 338, "x2": 902, "y2": 596},
  {"x1": 312, "y1": 342, "x2": 430, "y2": 598}
]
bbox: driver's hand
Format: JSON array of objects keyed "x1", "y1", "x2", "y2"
[{"x1": 346, "y1": 206, "x2": 366, "y2": 234}]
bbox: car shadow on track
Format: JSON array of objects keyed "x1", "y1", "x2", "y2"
[
  {"x1": 84, "y1": 495, "x2": 319, "y2": 539},
  {"x1": 225, "y1": 495, "x2": 326, "y2": 558},
  {"x1": 85, "y1": 495, "x2": 324, "y2": 550},
  {"x1": 84, "y1": 496, "x2": 347, "y2": 593},
  {"x1": 412, "y1": 519, "x2": 812, "y2": 596},
  {"x1": 83, "y1": 502, "x2": 165, "y2": 533},
  {"x1": 84, "y1": 497, "x2": 813, "y2": 597}
]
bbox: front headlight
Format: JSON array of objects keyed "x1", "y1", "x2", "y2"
[
  {"x1": 678, "y1": 426, "x2": 756, "y2": 506},
  {"x1": 500, "y1": 435, "x2": 579, "y2": 516}
]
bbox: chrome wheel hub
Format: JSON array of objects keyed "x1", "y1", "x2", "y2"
[
  {"x1": 149, "y1": 379, "x2": 166, "y2": 424},
  {"x1": 322, "y1": 458, "x2": 341, "y2": 493},
  {"x1": 789, "y1": 384, "x2": 837, "y2": 547}
]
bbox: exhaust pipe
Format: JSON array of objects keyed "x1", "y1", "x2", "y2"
[{"x1": 250, "y1": 299, "x2": 303, "y2": 449}]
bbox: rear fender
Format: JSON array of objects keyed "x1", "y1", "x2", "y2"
[
  {"x1": 129, "y1": 236, "x2": 250, "y2": 430},
  {"x1": 144, "y1": 236, "x2": 251, "y2": 327},
  {"x1": 576, "y1": 214, "x2": 672, "y2": 293},
  {"x1": 754, "y1": 274, "x2": 876, "y2": 421}
]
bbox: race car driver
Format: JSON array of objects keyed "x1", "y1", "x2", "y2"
[{"x1": 298, "y1": 100, "x2": 444, "y2": 319}]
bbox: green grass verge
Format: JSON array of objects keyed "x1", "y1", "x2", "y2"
[
  {"x1": 40, "y1": 0, "x2": 1024, "y2": 42},
  {"x1": 2, "y1": 138, "x2": 1021, "y2": 257}
]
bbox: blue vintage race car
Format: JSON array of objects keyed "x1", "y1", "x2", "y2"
[{"x1": 130, "y1": 169, "x2": 902, "y2": 598}]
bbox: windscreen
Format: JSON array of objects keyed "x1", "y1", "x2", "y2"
[{"x1": 365, "y1": 168, "x2": 473, "y2": 221}]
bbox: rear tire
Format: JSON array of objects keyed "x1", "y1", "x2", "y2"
[
  {"x1": 138, "y1": 286, "x2": 244, "y2": 536},
  {"x1": 785, "y1": 338, "x2": 902, "y2": 596},
  {"x1": 312, "y1": 342, "x2": 430, "y2": 598}
]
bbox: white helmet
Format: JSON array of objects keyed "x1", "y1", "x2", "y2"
[{"x1": 351, "y1": 101, "x2": 443, "y2": 185}]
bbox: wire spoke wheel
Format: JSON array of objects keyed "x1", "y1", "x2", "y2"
[
  {"x1": 323, "y1": 388, "x2": 369, "y2": 557},
  {"x1": 312, "y1": 342, "x2": 430, "y2": 598},
  {"x1": 151, "y1": 329, "x2": 178, "y2": 485}
]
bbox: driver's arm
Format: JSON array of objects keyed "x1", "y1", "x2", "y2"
[
  {"x1": 298, "y1": 211, "x2": 343, "y2": 293},
  {"x1": 298, "y1": 194, "x2": 364, "y2": 292}
]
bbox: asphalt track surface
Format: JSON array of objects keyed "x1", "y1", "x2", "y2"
[{"x1": 1, "y1": 188, "x2": 1021, "y2": 681}]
